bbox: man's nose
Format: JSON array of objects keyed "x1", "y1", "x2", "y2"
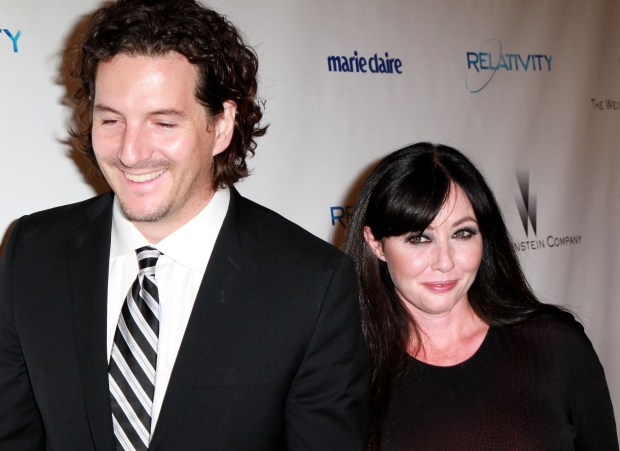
[{"x1": 118, "y1": 124, "x2": 152, "y2": 167}]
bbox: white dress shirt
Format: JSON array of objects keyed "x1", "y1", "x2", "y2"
[{"x1": 106, "y1": 188, "x2": 230, "y2": 433}]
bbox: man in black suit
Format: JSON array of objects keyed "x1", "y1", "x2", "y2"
[{"x1": 0, "y1": 0, "x2": 368, "y2": 449}]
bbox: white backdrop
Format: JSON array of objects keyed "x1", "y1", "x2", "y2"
[{"x1": 2, "y1": 0, "x2": 619, "y2": 431}]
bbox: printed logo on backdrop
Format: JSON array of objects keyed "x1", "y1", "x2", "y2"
[
  {"x1": 0, "y1": 28, "x2": 22, "y2": 53},
  {"x1": 515, "y1": 170, "x2": 537, "y2": 236},
  {"x1": 327, "y1": 51, "x2": 403, "y2": 74},
  {"x1": 465, "y1": 39, "x2": 552, "y2": 93},
  {"x1": 513, "y1": 170, "x2": 582, "y2": 251},
  {"x1": 330, "y1": 205, "x2": 354, "y2": 228},
  {"x1": 590, "y1": 97, "x2": 620, "y2": 111}
]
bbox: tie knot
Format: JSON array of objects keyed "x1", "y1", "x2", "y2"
[{"x1": 136, "y1": 246, "x2": 162, "y2": 271}]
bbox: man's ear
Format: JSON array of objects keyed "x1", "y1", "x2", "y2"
[
  {"x1": 212, "y1": 100, "x2": 237, "y2": 157},
  {"x1": 363, "y1": 226, "x2": 386, "y2": 261}
]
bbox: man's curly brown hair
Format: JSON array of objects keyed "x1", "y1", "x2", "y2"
[{"x1": 69, "y1": 0, "x2": 267, "y2": 189}]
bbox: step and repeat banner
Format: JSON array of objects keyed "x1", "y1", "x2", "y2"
[{"x1": 2, "y1": 0, "x2": 619, "y2": 428}]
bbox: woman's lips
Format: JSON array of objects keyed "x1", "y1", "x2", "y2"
[{"x1": 422, "y1": 280, "x2": 457, "y2": 293}]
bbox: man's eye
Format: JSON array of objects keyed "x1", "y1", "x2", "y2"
[{"x1": 157, "y1": 122, "x2": 176, "y2": 129}]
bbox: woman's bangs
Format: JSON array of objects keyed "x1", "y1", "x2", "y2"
[{"x1": 371, "y1": 168, "x2": 451, "y2": 238}]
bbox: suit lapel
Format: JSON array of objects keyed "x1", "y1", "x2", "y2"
[
  {"x1": 149, "y1": 189, "x2": 257, "y2": 448},
  {"x1": 68, "y1": 193, "x2": 116, "y2": 451}
]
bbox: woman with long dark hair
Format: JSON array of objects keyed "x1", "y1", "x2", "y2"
[{"x1": 344, "y1": 142, "x2": 617, "y2": 450}]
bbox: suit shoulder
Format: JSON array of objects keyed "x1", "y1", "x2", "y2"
[
  {"x1": 235, "y1": 194, "x2": 344, "y2": 260},
  {"x1": 19, "y1": 193, "x2": 110, "y2": 225},
  {"x1": 10, "y1": 193, "x2": 112, "y2": 242}
]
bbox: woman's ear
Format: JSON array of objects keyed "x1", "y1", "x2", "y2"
[{"x1": 363, "y1": 226, "x2": 386, "y2": 261}]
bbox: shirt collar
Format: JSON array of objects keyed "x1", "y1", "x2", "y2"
[{"x1": 110, "y1": 188, "x2": 230, "y2": 273}]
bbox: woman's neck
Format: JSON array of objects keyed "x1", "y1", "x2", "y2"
[{"x1": 408, "y1": 301, "x2": 489, "y2": 366}]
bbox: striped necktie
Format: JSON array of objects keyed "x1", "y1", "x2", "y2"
[{"x1": 109, "y1": 246, "x2": 162, "y2": 450}]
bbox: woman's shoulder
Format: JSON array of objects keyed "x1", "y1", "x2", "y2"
[
  {"x1": 525, "y1": 306, "x2": 581, "y2": 329},
  {"x1": 500, "y1": 307, "x2": 593, "y2": 353}
]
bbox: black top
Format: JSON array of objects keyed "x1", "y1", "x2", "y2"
[{"x1": 381, "y1": 313, "x2": 618, "y2": 450}]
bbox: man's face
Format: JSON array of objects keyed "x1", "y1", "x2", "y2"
[{"x1": 92, "y1": 52, "x2": 234, "y2": 242}]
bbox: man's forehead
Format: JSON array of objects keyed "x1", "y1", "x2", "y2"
[
  {"x1": 92, "y1": 52, "x2": 203, "y2": 113},
  {"x1": 94, "y1": 52, "x2": 199, "y2": 90}
]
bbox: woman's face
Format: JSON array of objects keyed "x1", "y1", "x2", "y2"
[{"x1": 364, "y1": 184, "x2": 483, "y2": 320}]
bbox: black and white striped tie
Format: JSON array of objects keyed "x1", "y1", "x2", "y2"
[{"x1": 109, "y1": 246, "x2": 162, "y2": 450}]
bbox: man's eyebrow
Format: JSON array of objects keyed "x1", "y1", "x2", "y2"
[
  {"x1": 150, "y1": 109, "x2": 188, "y2": 118},
  {"x1": 93, "y1": 104, "x2": 120, "y2": 114},
  {"x1": 92, "y1": 105, "x2": 188, "y2": 118}
]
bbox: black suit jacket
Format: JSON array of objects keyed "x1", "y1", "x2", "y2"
[{"x1": 0, "y1": 189, "x2": 368, "y2": 450}]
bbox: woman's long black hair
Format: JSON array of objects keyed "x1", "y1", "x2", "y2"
[{"x1": 343, "y1": 142, "x2": 559, "y2": 449}]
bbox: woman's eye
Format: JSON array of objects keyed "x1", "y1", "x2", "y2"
[
  {"x1": 406, "y1": 234, "x2": 429, "y2": 245},
  {"x1": 454, "y1": 228, "x2": 478, "y2": 239}
]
